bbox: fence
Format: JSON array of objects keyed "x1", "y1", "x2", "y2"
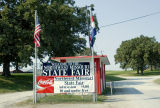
[{"x1": 106, "y1": 81, "x2": 115, "y2": 95}]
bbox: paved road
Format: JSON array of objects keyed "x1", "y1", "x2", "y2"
[{"x1": 2, "y1": 75, "x2": 160, "y2": 108}]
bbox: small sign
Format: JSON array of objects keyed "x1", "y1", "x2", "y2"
[{"x1": 37, "y1": 76, "x2": 54, "y2": 93}]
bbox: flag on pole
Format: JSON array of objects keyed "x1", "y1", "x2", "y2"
[
  {"x1": 90, "y1": 16, "x2": 97, "y2": 47},
  {"x1": 34, "y1": 14, "x2": 41, "y2": 47}
]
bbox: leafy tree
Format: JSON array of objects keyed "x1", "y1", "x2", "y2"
[
  {"x1": 146, "y1": 41, "x2": 160, "y2": 71},
  {"x1": 0, "y1": 1, "x2": 34, "y2": 76},
  {"x1": 0, "y1": 0, "x2": 99, "y2": 76},
  {"x1": 115, "y1": 35, "x2": 160, "y2": 75}
]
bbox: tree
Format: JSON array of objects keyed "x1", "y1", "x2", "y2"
[
  {"x1": 0, "y1": 0, "x2": 99, "y2": 76},
  {"x1": 115, "y1": 35, "x2": 160, "y2": 75},
  {"x1": 38, "y1": 1, "x2": 90, "y2": 57},
  {"x1": 0, "y1": 1, "x2": 34, "y2": 76},
  {"x1": 146, "y1": 41, "x2": 160, "y2": 71}
]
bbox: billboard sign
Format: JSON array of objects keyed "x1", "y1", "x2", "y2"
[{"x1": 36, "y1": 62, "x2": 94, "y2": 94}]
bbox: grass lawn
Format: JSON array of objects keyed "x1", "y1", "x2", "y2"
[
  {"x1": 106, "y1": 70, "x2": 160, "y2": 77},
  {"x1": 105, "y1": 70, "x2": 160, "y2": 82},
  {"x1": 0, "y1": 73, "x2": 33, "y2": 93},
  {"x1": 106, "y1": 75, "x2": 126, "y2": 82},
  {"x1": 38, "y1": 94, "x2": 106, "y2": 104},
  {"x1": 16, "y1": 94, "x2": 107, "y2": 106},
  {"x1": 154, "y1": 78, "x2": 160, "y2": 85}
]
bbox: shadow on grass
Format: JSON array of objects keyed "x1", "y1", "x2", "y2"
[
  {"x1": 0, "y1": 73, "x2": 33, "y2": 93},
  {"x1": 106, "y1": 75, "x2": 126, "y2": 82},
  {"x1": 142, "y1": 71, "x2": 160, "y2": 76}
]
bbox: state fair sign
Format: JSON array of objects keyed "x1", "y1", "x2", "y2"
[{"x1": 36, "y1": 62, "x2": 94, "y2": 94}]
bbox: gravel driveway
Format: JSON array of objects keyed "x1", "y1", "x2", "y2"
[
  {"x1": 105, "y1": 75, "x2": 160, "y2": 108},
  {"x1": 1, "y1": 75, "x2": 160, "y2": 108},
  {"x1": 0, "y1": 91, "x2": 32, "y2": 108}
]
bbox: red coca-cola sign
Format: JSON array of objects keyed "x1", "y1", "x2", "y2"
[{"x1": 36, "y1": 76, "x2": 54, "y2": 93}]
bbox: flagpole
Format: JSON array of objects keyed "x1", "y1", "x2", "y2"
[
  {"x1": 34, "y1": 10, "x2": 37, "y2": 104},
  {"x1": 91, "y1": 47, "x2": 96, "y2": 102},
  {"x1": 90, "y1": 8, "x2": 97, "y2": 102},
  {"x1": 85, "y1": 6, "x2": 91, "y2": 55}
]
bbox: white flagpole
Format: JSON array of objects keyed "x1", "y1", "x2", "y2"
[
  {"x1": 91, "y1": 47, "x2": 96, "y2": 102},
  {"x1": 90, "y1": 9, "x2": 97, "y2": 102},
  {"x1": 34, "y1": 10, "x2": 37, "y2": 104}
]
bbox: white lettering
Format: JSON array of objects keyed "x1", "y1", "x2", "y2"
[
  {"x1": 38, "y1": 79, "x2": 53, "y2": 85},
  {"x1": 85, "y1": 69, "x2": 90, "y2": 76},
  {"x1": 52, "y1": 70, "x2": 58, "y2": 76},
  {"x1": 63, "y1": 69, "x2": 67, "y2": 76},
  {"x1": 42, "y1": 71, "x2": 47, "y2": 76}
]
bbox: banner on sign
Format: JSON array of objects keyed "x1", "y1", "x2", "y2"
[
  {"x1": 36, "y1": 62, "x2": 94, "y2": 94},
  {"x1": 42, "y1": 62, "x2": 90, "y2": 76}
]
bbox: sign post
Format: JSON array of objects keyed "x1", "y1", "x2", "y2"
[
  {"x1": 91, "y1": 47, "x2": 97, "y2": 102},
  {"x1": 33, "y1": 10, "x2": 37, "y2": 104}
]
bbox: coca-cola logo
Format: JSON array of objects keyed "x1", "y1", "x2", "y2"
[
  {"x1": 37, "y1": 77, "x2": 54, "y2": 87},
  {"x1": 38, "y1": 79, "x2": 53, "y2": 85}
]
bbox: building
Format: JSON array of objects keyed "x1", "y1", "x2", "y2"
[{"x1": 51, "y1": 55, "x2": 110, "y2": 95}]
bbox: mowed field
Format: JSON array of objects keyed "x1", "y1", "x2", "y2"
[
  {"x1": 106, "y1": 70, "x2": 160, "y2": 82},
  {"x1": 0, "y1": 73, "x2": 33, "y2": 93}
]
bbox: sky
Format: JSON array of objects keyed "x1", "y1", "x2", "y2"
[
  {"x1": 75, "y1": 0, "x2": 160, "y2": 70},
  {"x1": 1, "y1": 0, "x2": 160, "y2": 71}
]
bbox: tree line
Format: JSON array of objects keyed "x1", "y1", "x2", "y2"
[
  {"x1": 0, "y1": 0, "x2": 99, "y2": 76},
  {"x1": 115, "y1": 35, "x2": 160, "y2": 75}
]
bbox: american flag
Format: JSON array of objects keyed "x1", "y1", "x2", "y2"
[{"x1": 34, "y1": 14, "x2": 41, "y2": 47}]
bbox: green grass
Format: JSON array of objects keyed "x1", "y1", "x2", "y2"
[
  {"x1": 16, "y1": 94, "x2": 107, "y2": 106},
  {"x1": 105, "y1": 70, "x2": 160, "y2": 82},
  {"x1": 101, "y1": 87, "x2": 111, "y2": 95},
  {"x1": 97, "y1": 95, "x2": 107, "y2": 102},
  {"x1": 0, "y1": 73, "x2": 33, "y2": 93},
  {"x1": 106, "y1": 75, "x2": 126, "y2": 82},
  {"x1": 154, "y1": 78, "x2": 160, "y2": 85},
  {"x1": 38, "y1": 94, "x2": 93, "y2": 104},
  {"x1": 106, "y1": 70, "x2": 160, "y2": 77},
  {"x1": 38, "y1": 94, "x2": 107, "y2": 104}
]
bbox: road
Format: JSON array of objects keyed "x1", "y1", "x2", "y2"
[
  {"x1": 0, "y1": 91, "x2": 32, "y2": 108},
  {"x1": 105, "y1": 75, "x2": 160, "y2": 108},
  {"x1": 1, "y1": 75, "x2": 160, "y2": 108}
]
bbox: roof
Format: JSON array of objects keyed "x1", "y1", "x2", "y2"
[{"x1": 51, "y1": 55, "x2": 110, "y2": 65}]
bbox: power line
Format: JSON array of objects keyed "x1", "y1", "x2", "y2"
[{"x1": 100, "y1": 11, "x2": 160, "y2": 28}]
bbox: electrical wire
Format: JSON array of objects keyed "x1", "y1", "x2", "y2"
[{"x1": 100, "y1": 11, "x2": 160, "y2": 28}]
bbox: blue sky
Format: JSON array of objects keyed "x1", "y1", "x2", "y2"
[{"x1": 76, "y1": 0, "x2": 160, "y2": 70}]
